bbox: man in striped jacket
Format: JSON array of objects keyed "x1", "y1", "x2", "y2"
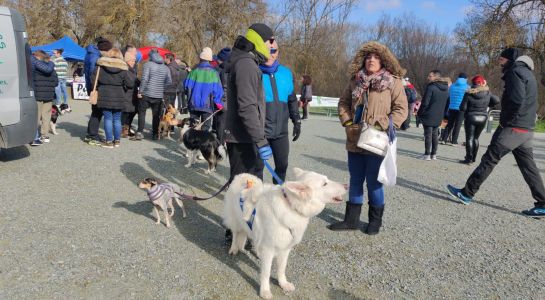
[
  {"x1": 53, "y1": 48, "x2": 69, "y2": 107},
  {"x1": 184, "y1": 47, "x2": 224, "y2": 131}
]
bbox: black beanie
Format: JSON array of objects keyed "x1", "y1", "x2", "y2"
[
  {"x1": 249, "y1": 23, "x2": 274, "y2": 42},
  {"x1": 458, "y1": 72, "x2": 467, "y2": 79},
  {"x1": 96, "y1": 37, "x2": 113, "y2": 52},
  {"x1": 500, "y1": 48, "x2": 522, "y2": 61}
]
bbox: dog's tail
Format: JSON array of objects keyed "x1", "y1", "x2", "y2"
[{"x1": 216, "y1": 144, "x2": 226, "y2": 161}]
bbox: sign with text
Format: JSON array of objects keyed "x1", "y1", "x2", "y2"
[{"x1": 72, "y1": 80, "x2": 89, "y2": 100}]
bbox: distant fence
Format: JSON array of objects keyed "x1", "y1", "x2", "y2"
[{"x1": 296, "y1": 95, "x2": 339, "y2": 107}]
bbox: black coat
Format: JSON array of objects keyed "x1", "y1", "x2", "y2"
[
  {"x1": 123, "y1": 66, "x2": 139, "y2": 113},
  {"x1": 32, "y1": 58, "x2": 58, "y2": 101},
  {"x1": 224, "y1": 36, "x2": 267, "y2": 147},
  {"x1": 460, "y1": 85, "x2": 500, "y2": 117},
  {"x1": 499, "y1": 56, "x2": 538, "y2": 129},
  {"x1": 418, "y1": 79, "x2": 450, "y2": 127},
  {"x1": 92, "y1": 57, "x2": 133, "y2": 110}
]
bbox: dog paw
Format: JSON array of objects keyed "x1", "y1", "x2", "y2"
[
  {"x1": 166, "y1": 223, "x2": 171, "y2": 228},
  {"x1": 184, "y1": 164, "x2": 191, "y2": 168},
  {"x1": 205, "y1": 170, "x2": 211, "y2": 175},
  {"x1": 280, "y1": 281, "x2": 295, "y2": 293},
  {"x1": 155, "y1": 221, "x2": 161, "y2": 225},
  {"x1": 259, "y1": 289, "x2": 273, "y2": 299}
]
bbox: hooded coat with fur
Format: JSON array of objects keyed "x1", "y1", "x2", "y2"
[
  {"x1": 338, "y1": 41, "x2": 408, "y2": 153},
  {"x1": 459, "y1": 85, "x2": 500, "y2": 117},
  {"x1": 92, "y1": 57, "x2": 133, "y2": 110}
]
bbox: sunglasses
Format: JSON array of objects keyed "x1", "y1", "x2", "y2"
[{"x1": 270, "y1": 48, "x2": 278, "y2": 54}]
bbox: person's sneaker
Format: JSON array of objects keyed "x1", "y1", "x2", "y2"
[
  {"x1": 431, "y1": 155, "x2": 437, "y2": 160},
  {"x1": 522, "y1": 207, "x2": 545, "y2": 218},
  {"x1": 130, "y1": 132, "x2": 144, "y2": 141},
  {"x1": 440, "y1": 140, "x2": 446, "y2": 145},
  {"x1": 419, "y1": 154, "x2": 431, "y2": 161},
  {"x1": 101, "y1": 141, "x2": 114, "y2": 149},
  {"x1": 40, "y1": 136, "x2": 50, "y2": 143},
  {"x1": 30, "y1": 139, "x2": 43, "y2": 146},
  {"x1": 459, "y1": 159, "x2": 473, "y2": 165},
  {"x1": 113, "y1": 140, "x2": 120, "y2": 148},
  {"x1": 446, "y1": 184, "x2": 473, "y2": 205},
  {"x1": 450, "y1": 143, "x2": 460, "y2": 147}
]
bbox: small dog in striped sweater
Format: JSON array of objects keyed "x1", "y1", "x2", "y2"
[{"x1": 138, "y1": 178, "x2": 187, "y2": 228}]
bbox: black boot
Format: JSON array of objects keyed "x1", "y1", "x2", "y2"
[
  {"x1": 365, "y1": 205, "x2": 384, "y2": 235},
  {"x1": 328, "y1": 202, "x2": 362, "y2": 231}
]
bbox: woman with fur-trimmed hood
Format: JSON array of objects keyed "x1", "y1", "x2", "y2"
[
  {"x1": 458, "y1": 75, "x2": 499, "y2": 164},
  {"x1": 91, "y1": 48, "x2": 133, "y2": 148},
  {"x1": 329, "y1": 41, "x2": 407, "y2": 235}
]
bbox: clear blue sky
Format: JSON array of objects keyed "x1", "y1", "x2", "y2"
[{"x1": 350, "y1": 0, "x2": 473, "y2": 31}]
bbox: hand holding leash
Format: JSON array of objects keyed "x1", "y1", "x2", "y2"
[{"x1": 258, "y1": 145, "x2": 273, "y2": 160}]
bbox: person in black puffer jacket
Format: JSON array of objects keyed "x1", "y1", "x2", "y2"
[
  {"x1": 417, "y1": 69, "x2": 450, "y2": 160},
  {"x1": 92, "y1": 48, "x2": 133, "y2": 148},
  {"x1": 458, "y1": 75, "x2": 499, "y2": 164},
  {"x1": 31, "y1": 50, "x2": 58, "y2": 144}
]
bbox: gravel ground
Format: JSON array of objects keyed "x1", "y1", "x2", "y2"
[{"x1": 1, "y1": 100, "x2": 544, "y2": 299}]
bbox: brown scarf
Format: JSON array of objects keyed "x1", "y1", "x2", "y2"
[{"x1": 352, "y1": 68, "x2": 395, "y2": 102}]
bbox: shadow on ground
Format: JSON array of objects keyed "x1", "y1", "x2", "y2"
[{"x1": 0, "y1": 146, "x2": 30, "y2": 162}]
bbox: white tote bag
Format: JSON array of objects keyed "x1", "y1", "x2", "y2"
[{"x1": 378, "y1": 138, "x2": 397, "y2": 186}]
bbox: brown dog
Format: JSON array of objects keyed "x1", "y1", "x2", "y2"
[
  {"x1": 158, "y1": 104, "x2": 179, "y2": 139},
  {"x1": 138, "y1": 178, "x2": 187, "y2": 228}
]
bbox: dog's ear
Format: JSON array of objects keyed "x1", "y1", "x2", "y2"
[
  {"x1": 284, "y1": 181, "x2": 312, "y2": 201},
  {"x1": 292, "y1": 167, "x2": 305, "y2": 179},
  {"x1": 145, "y1": 178, "x2": 158, "y2": 185}
]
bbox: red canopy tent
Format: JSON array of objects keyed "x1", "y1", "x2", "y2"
[{"x1": 138, "y1": 46, "x2": 173, "y2": 61}]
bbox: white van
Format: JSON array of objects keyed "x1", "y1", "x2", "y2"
[{"x1": 0, "y1": 6, "x2": 37, "y2": 148}]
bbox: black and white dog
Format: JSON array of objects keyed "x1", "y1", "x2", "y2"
[{"x1": 177, "y1": 117, "x2": 224, "y2": 174}]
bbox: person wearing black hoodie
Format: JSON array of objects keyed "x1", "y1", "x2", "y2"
[
  {"x1": 458, "y1": 75, "x2": 500, "y2": 164},
  {"x1": 417, "y1": 70, "x2": 450, "y2": 161},
  {"x1": 447, "y1": 48, "x2": 545, "y2": 218},
  {"x1": 223, "y1": 23, "x2": 275, "y2": 245}
]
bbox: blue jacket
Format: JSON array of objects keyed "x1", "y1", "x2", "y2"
[
  {"x1": 262, "y1": 64, "x2": 299, "y2": 139},
  {"x1": 184, "y1": 62, "x2": 223, "y2": 113},
  {"x1": 84, "y1": 45, "x2": 101, "y2": 95},
  {"x1": 448, "y1": 78, "x2": 469, "y2": 110}
]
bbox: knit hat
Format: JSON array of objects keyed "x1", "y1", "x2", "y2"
[
  {"x1": 217, "y1": 47, "x2": 232, "y2": 62},
  {"x1": 458, "y1": 72, "x2": 467, "y2": 79},
  {"x1": 96, "y1": 37, "x2": 112, "y2": 51},
  {"x1": 245, "y1": 23, "x2": 273, "y2": 60},
  {"x1": 199, "y1": 47, "x2": 213, "y2": 61},
  {"x1": 500, "y1": 48, "x2": 522, "y2": 61},
  {"x1": 471, "y1": 75, "x2": 486, "y2": 86},
  {"x1": 249, "y1": 23, "x2": 274, "y2": 42}
]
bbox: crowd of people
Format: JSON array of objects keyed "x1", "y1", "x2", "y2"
[{"x1": 29, "y1": 22, "x2": 545, "y2": 236}]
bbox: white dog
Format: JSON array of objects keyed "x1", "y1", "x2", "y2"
[{"x1": 223, "y1": 168, "x2": 346, "y2": 299}]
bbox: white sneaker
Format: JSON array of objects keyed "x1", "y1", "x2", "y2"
[
  {"x1": 419, "y1": 154, "x2": 431, "y2": 161},
  {"x1": 40, "y1": 136, "x2": 50, "y2": 143},
  {"x1": 431, "y1": 155, "x2": 437, "y2": 160}
]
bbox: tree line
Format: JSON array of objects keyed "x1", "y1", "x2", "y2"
[{"x1": 2, "y1": 0, "x2": 544, "y2": 114}]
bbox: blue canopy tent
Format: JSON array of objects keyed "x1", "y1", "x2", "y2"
[{"x1": 31, "y1": 36, "x2": 85, "y2": 62}]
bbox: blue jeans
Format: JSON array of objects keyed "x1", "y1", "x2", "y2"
[
  {"x1": 348, "y1": 152, "x2": 384, "y2": 206},
  {"x1": 103, "y1": 109, "x2": 122, "y2": 142},
  {"x1": 55, "y1": 79, "x2": 68, "y2": 105}
]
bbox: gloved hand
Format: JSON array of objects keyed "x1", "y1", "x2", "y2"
[
  {"x1": 258, "y1": 144, "x2": 273, "y2": 160},
  {"x1": 342, "y1": 120, "x2": 353, "y2": 127},
  {"x1": 292, "y1": 120, "x2": 301, "y2": 141}
]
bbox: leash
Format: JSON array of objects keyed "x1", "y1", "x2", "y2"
[
  {"x1": 194, "y1": 109, "x2": 222, "y2": 130},
  {"x1": 174, "y1": 180, "x2": 230, "y2": 201},
  {"x1": 263, "y1": 160, "x2": 284, "y2": 185}
]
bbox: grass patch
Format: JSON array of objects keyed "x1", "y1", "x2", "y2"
[
  {"x1": 535, "y1": 119, "x2": 545, "y2": 133},
  {"x1": 300, "y1": 107, "x2": 337, "y2": 116}
]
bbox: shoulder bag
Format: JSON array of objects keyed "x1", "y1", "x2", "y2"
[
  {"x1": 89, "y1": 66, "x2": 100, "y2": 105},
  {"x1": 356, "y1": 90, "x2": 393, "y2": 156}
]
